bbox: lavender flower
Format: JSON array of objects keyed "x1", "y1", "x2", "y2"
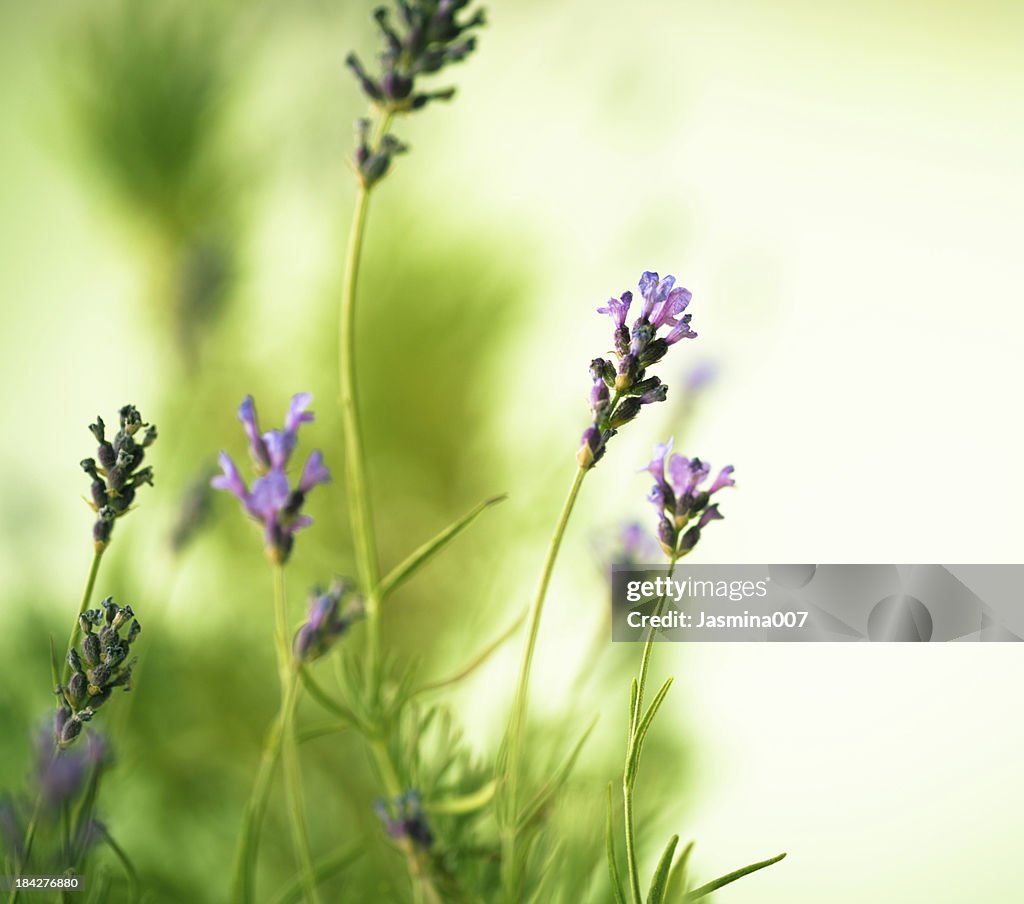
[
  {"x1": 35, "y1": 728, "x2": 107, "y2": 810},
  {"x1": 346, "y1": 1, "x2": 484, "y2": 112},
  {"x1": 578, "y1": 272, "x2": 698, "y2": 469},
  {"x1": 645, "y1": 438, "x2": 734, "y2": 557},
  {"x1": 293, "y1": 580, "x2": 365, "y2": 664},
  {"x1": 60, "y1": 598, "x2": 141, "y2": 738},
  {"x1": 212, "y1": 394, "x2": 331, "y2": 565},
  {"x1": 346, "y1": 1, "x2": 484, "y2": 186},
  {"x1": 374, "y1": 790, "x2": 433, "y2": 850},
  {"x1": 81, "y1": 404, "x2": 157, "y2": 550}
]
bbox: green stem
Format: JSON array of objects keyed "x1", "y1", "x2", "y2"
[
  {"x1": 273, "y1": 566, "x2": 321, "y2": 904},
  {"x1": 501, "y1": 465, "x2": 588, "y2": 897},
  {"x1": 62, "y1": 548, "x2": 104, "y2": 685},
  {"x1": 230, "y1": 701, "x2": 285, "y2": 903},
  {"x1": 337, "y1": 109, "x2": 393, "y2": 689},
  {"x1": 338, "y1": 107, "x2": 442, "y2": 904},
  {"x1": 6, "y1": 789, "x2": 43, "y2": 904},
  {"x1": 623, "y1": 556, "x2": 678, "y2": 904}
]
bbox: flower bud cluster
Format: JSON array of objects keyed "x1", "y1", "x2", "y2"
[
  {"x1": 346, "y1": 1, "x2": 484, "y2": 186},
  {"x1": 346, "y1": 1, "x2": 484, "y2": 113},
  {"x1": 81, "y1": 405, "x2": 157, "y2": 550},
  {"x1": 645, "y1": 439, "x2": 734, "y2": 557},
  {"x1": 57, "y1": 597, "x2": 141, "y2": 746},
  {"x1": 578, "y1": 272, "x2": 697, "y2": 469},
  {"x1": 374, "y1": 789, "x2": 433, "y2": 850},
  {"x1": 293, "y1": 580, "x2": 365, "y2": 664}
]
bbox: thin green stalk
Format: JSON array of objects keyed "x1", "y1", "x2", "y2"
[
  {"x1": 231, "y1": 702, "x2": 285, "y2": 903},
  {"x1": 273, "y1": 566, "x2": 321, "y2": 904},
  {"x1": 501, "y1": 464, "x2": 588, "y2": 896},
  {"x1": 62, "y1": 548, "x2": 104, "y2": 684},
  {"x1": 623, "y1": 556, "x2": 678, "y2": 904},
  {"x1": 6, "y1": 790, "x2": 43, "y2": 904},
  {"x1": 337, "y1": 109, "x2": 393, "y2": 689},
  {"x1": 337, "y1": 107, "x2": 442, "y2": 904}
]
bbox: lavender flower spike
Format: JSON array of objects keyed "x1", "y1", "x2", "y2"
[
  {"x1": 578, "y1": 273, "x2": 699, "y2": 469},
  {"x1": 293, "y1": 580, "x2": 365, "y2": 664},
  {"x1": 374, "y1": 790, "x2": 433, "y2": 850},
  {"x1": 213, "y1": 393, "x2": 331, "y2": 564},
  {"x1": 645, "y1": 438, "x2": 734, "y2": 557}
]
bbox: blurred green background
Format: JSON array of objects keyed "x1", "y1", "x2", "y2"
[{"x1": 1, "y1": 0, "x2": 1022, "y2": 901}]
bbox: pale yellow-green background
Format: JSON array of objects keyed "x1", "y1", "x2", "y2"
[{"x1": 1, "y1": 1, "x2": 1022, "y2": 901}]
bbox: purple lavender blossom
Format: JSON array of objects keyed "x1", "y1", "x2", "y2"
[
  {"x1": 645, "y1": 438, "x2": 734, "y2": 557},
  {"x1": 293, "y1": 581, "x2": 365, "y2": 664},
  {"x1": 374, "y1": 790, "x2": 433, "y2": 850},
  {"x1": 213, "y1": 394, "x2": 331, "y2": 565},
  {"x1": 35, "y1": 725, "x2": 107, "y2": 811},
  {"x1": 578, "y1": 272, "x2": 698, "y2": 469}
]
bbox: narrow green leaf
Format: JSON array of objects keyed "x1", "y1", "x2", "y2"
[
  {"x1": 298, "y1": 666, "x2": 366, "y2": 731},
  {"x1": 426, "y1": 779, "x2": 499, "y2": 815},
  {"x1": 98, "y1": 825, "x2": 140, "y2": 901},
  {"x1": 271, "y1": 844, "x2": 363, "y2": 904},
  {"x1": 666, "y1": 840, "x2": 695, "y2": 902},
  {"x1": 518, "y1": 717, "x2": 597, "y2": 830},
  {"x1": 647, "y1": 834, "x2": 680, "y2": 904},
  {"x1": 377, "y1": 494, "x2": 507, "y2": 600},
  {"x1": 296, "y1": 720, "x2": 353, "y2": 744},
  {"x1": 524, "y1": 839, "x2": 565, "y2": 904},
  {"x1": 606, "y1": 783, "x2": 628, "y2": 904},
  {"x1": 415, "y1": 608, "x2": 526, "y2": 694},
  {"x1": 684, "y1": 852, "x2": 787, "y2": 901},
  {"x1": 626, "y1": 677, "x2": 673, "y2": 785}
]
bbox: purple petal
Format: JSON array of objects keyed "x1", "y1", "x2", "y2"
[
  {"x1": 664, "y1": 314, "x2": 697, "y2": 346},
  {"x1": 638, "y1": 271, "x2": 660, "y2": 318},
  {"x1": 249, "y1": 471, "x2": 291, "y2": 522},
  {"x1": 697, "y1": 504, "x2": 724, "y2": 529},
  {"x1": 644, "y1": 438, "x2": 673, "y2": 482},
  {"x1": 668, "y1": 454, "x2": 709, "y2": 498},
  {"x1": 285, "y1": 393, "x2": 314, "y2": 434},
  {"x1": 708, "y1": 465, "x2": 735, "y2": 495},
  {"x1": 211, "y1": 452, "x2": 249, "y2": 502},
  {"x1": 263, "y1": 430, "x2": 296, "y2": 470},
  {"x1": 238, "y1": 397, "x2": 270, "y2": 469},
  {"x1": 596, "y1": 292, "x2": 632, "y2": 328},
  {"x1": 300, "y1": 450, "x2": 332, "y2": 493}
]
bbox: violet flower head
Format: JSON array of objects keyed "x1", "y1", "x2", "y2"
[
  {"x1": 374, "y1": 790, "x2": 433, "y2": 850},
  {"x1": 212, "y1": 394, "x2": 331, "y2": 565},
  {"x1": 81, "y1": 404, "x2": 158, "y2": 550},
  {"x1": 579, "y1": 272, "x2": 698, "y2": 469},
  {"x1": 35, "y1": 725, "x2": 108, "y2": 811},
  {"x1": 645, "y1": 438, "x2": 734, "y2": 557},
  {"x1": 293, "y1": 580, "x2": 365, "y2": 664}
]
